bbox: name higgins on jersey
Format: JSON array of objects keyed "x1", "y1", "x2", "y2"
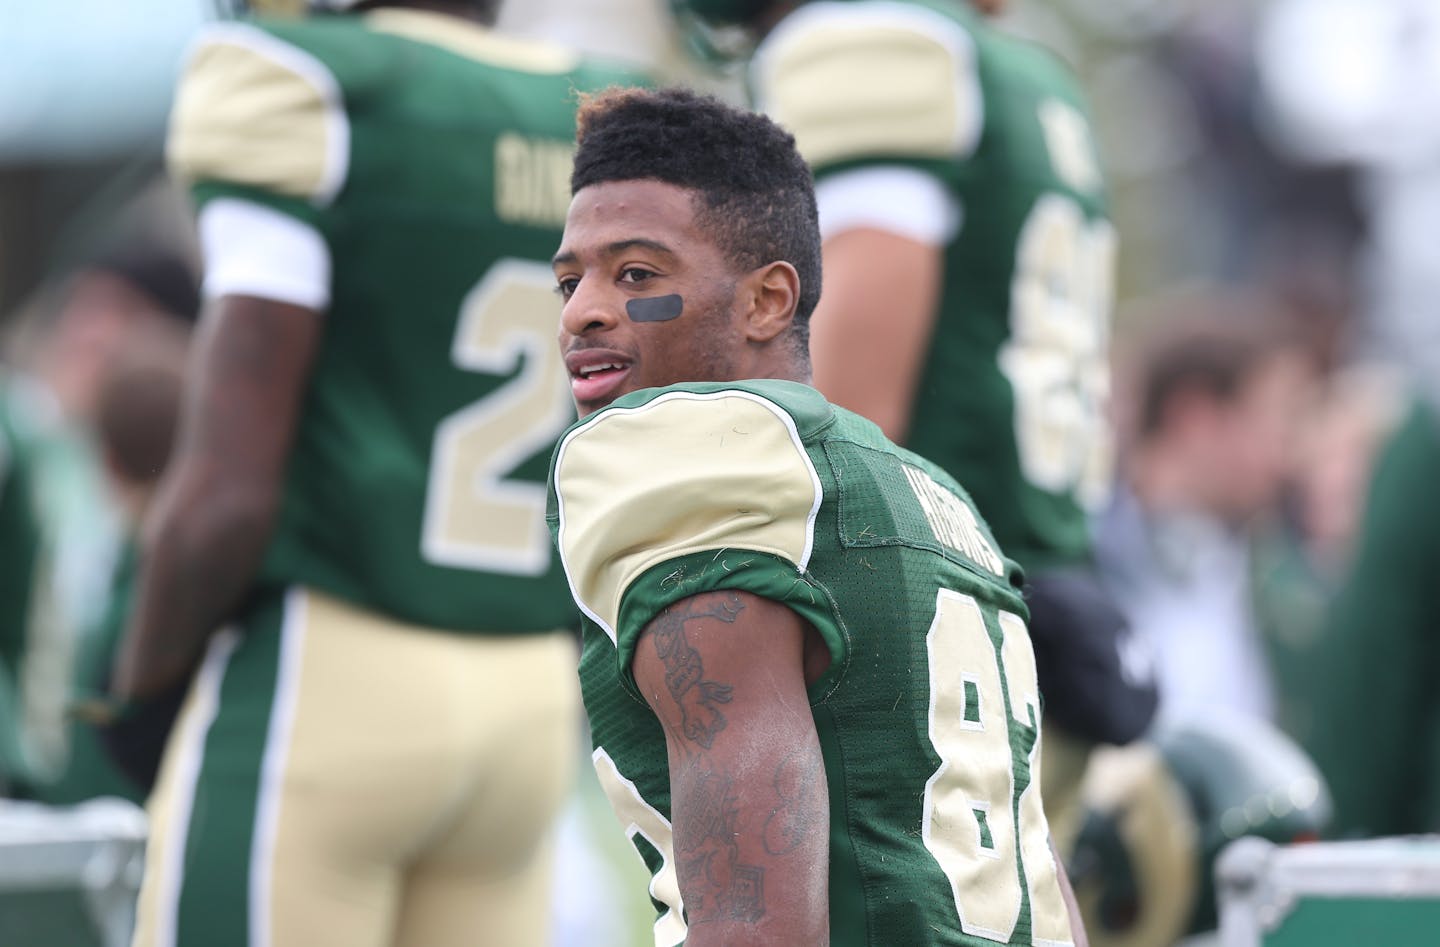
[{"x1": 903, "y1": 463, "x2": 1006, "y2": 577}]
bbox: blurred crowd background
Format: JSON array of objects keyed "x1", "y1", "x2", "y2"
[{"x1": 5, "y1": 0, "x2": 1440, "y2": 944}]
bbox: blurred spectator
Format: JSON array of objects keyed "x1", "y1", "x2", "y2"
[
  {"x1": 30, "y1": 250, "x2": 198, "y2": 428},
  {"x1": 0, "y1": 248, "x2": 196, "y2": 792},
  {"x1": 39, "y1": 320, "x2": 189, "y2": 806},
  {"x1": 1096, "y1": 292, "x2": 1315, "y2": 725},
  {"x1": 1251, "y1": 365, "x2": 1405, "y2": 748}
]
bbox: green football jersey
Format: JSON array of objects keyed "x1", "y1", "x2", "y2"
[
  {"x1": 1304, "y1": 398, "x2": 1440, "y2": 837},
  {"x1": 167, "y1": 10, "x2": 646, "y2": 632},
  {"x1": 754, "y1": 0, "x2": 1114, "y2": 569},
  {"x1": 549, "y1": 380, "x2": 1074, "y2": 946}
]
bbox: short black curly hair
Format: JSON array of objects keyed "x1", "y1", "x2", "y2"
[{"x1": 571, "y1": 87, "x2": 821, "y2": 354}]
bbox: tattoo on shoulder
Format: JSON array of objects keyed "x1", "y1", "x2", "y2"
[
  {"x1": 676, "y1": 761, "x2": 768, "y2": 925},
  {"x1": 763, "y1": 746, "x2": 826, "y2": 856},
  {"x1": 650, "y1": 593, "x2": 744, "y2": 749}
]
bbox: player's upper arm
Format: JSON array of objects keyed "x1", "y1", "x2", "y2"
[
  {"x1": 180, "y1": 296, "x2": 324, "y2": 480},
  {"x1": 752, "y1": 2, "x2": 983, "y2": 170},
  {"x1": 550, "y1": 388, "x2": 845, "y2": 681},
  {"x1": 167, "y1": 23, "x2": 350, "y2": 204},
  {"x1": 808, "y1": 170, "x2": 950, "y2": 442},
  {"x1": 631, "y1": 588, "x2": 829, "y2": 945}
]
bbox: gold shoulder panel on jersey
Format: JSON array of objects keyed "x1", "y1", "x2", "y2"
[
  {"x1": 752, "y1": 1, "x2": 983, "y2": 168},
  {"x1": 553, "y1": 390, "x2": 823, "y2": 644},
  {"x1": 167, "y1": 23, "x2": 349, "y2": 205},
  {"x1": 366, "y1": 8, "x2": 580, "y2": 74}
]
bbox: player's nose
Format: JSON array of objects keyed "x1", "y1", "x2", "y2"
[{"x1": 559, "y1": 277, "x2": 622, "y2": 337}]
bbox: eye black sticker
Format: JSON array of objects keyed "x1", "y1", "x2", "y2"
[{"x1": 626, "y1": 294, "x2": 684, "y2": 323}]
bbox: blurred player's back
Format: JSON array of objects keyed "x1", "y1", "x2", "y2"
[
  {"x1": 756, "y1": 0, "x2": 1114, "y2": 570},
  {"x1": 171, "y1": 10, "x2": 639, "y2": 630},
  {"x1": 122, "y1": 8, "x2": 649, "y2": 947}
]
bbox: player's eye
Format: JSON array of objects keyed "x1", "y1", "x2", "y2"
[
  {"x1": 618, "y1": 267, "x2": 657, "y2": 285},
  {"x1": 555, "y1": 276, "x2": 579, "y2": 300}
]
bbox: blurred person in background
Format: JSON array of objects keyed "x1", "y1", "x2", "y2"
[
  {"x1": 44, "y1": 319, "x2": 190, "y2": 807},
  {"x1": 1095, "y1": 292, "x2": 1315, "y2": 727},
  {"x1": 104, "y1": 2, "x2": 645, "y2": 946},
  {"x1": 1250, "y1": 364, "x2": 1404, "y2": 749},
  {"x1": 672, "y1": 0, "x2": 1157, "y2": 853},
  {"x1": 0, "y1": 248, "x2": 198, "y2": 797}
]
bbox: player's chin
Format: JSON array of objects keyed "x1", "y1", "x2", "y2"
[{"x1": 573, "y1": 388, "x2": 623, "y2": 418}]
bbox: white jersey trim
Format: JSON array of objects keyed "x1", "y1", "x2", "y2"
[
  {"x1": 816, "y1": 165, "x2": 963, "y2": 245},
  {"x1": 248, "y1": 587, "x2": 309, "y2": 947},
  {"x1": 199, "y1": 198, "x2": 332, "y2": 311},
  {"x1": 154, "y1": 629, "x2": 241, "y2": 947}
]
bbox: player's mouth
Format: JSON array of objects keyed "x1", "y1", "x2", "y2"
[{"x1": 566, "y1": 350, "x2": 633, "y2": 409}]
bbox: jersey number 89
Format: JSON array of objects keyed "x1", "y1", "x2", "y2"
[{"x1": 924, "y1": 589, "x2": 1073, "y2": 945}]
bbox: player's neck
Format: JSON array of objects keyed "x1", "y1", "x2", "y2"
[{"x1": 745, "y1": 344, "x2": 811, "y2": 388}]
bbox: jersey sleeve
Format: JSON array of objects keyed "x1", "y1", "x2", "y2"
[
  {"x1": 551, "y1": 389, "x2": 846, "y2": 686},
  {"x1": 751, "y1": 1, "x2": 983, "y2": 173},
  {"x1": 166, "y1": 23, "x2": 350, "y2": 209}
]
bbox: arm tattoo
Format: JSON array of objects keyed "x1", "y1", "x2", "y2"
[
  {"x1": 650, "y1": 593, "x2": 743, "y2": 749},
  {"x1": 675, "y1": 760, "x2": 767, "y2": 925},
  {"x1": 763, "y1": 746, "x2": 826, "y2": 856}
]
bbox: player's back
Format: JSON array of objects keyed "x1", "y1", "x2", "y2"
[
  {"x1": 755, "y1": 0, "x2": 1114, "y2": 569},
  {"x1": 169, "y1": 11, "x2": 645, "y2": 632},
  {"x1": 551, "y1": 380, "x2": 1074, "y2": 945}
]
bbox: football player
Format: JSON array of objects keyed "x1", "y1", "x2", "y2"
[
  {"x1": 672, "y1": 0, "x2": 1157, "y2": 849},
  {"x1": 549, "y1": 86, "x2": 1087, "y2": 947},
  {"x1": 106, "y1": 2, "x2": 645, "y2": 946}
]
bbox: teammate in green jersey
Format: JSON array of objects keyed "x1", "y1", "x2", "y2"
[
  {"x1": 673, "y1": 0, "x2": 1156, "y2": 851},
  {"x1": 107, "y1": 3, "x2": 645, "y2": 946},
  {"x1": 548, "y1": 86, "x2": 1086, "y2": 947}
]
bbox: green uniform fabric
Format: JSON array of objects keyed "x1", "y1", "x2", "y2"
[
  {"x1": 756, "y1": 0, "x2": 1113, "y2": 570},
  {"x1": 550, "y1": 380, "x2": 1067, "y2": 946},
  {"x1": 1250, "y1": 523, "x2": 1332, "y2": 748},
  {"x1": 1305, "y1": 398, "x2": 1440, "y2": 837},
  {"x1": 0, "y1": 386, "x2": 43, "y2": 788},
  {"x1": 34, "y1": 542, "x2": 144, "y2": 806},
  {"x1": 182, "y1": 15, "x2": 645, "y2": 633},
  {"x1": 164, "y1": 590, "x2": 288, "y2": 947}
]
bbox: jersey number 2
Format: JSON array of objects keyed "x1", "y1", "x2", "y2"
[
  {"x1": 923, "y1": 589, "x2": 1073, "y2": 945},
  {"x1": 421, "y1": 259, "x2": 573, "y2": 575}
]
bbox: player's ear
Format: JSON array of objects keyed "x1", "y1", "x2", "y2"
[{"x1": 743, "y1": 260, "x2": 800, "y2": 344}]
